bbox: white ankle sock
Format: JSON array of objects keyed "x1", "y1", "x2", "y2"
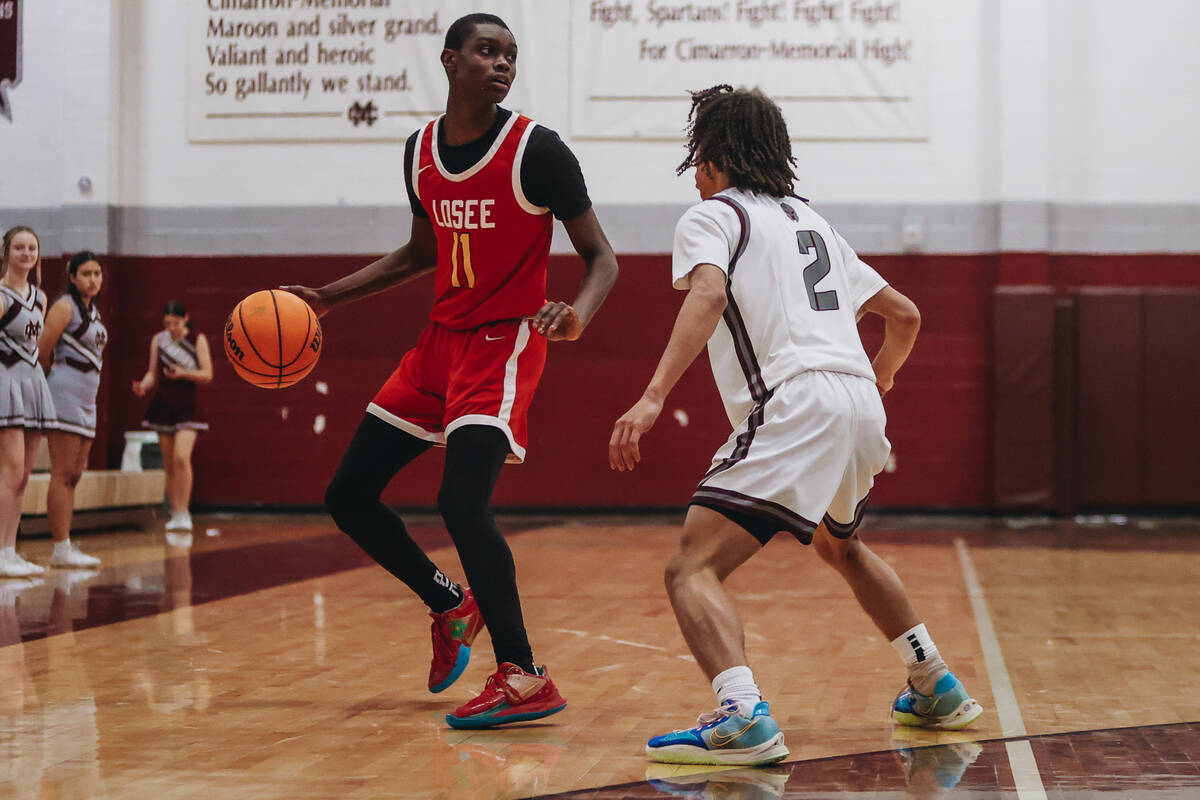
[
  {"x1": 53, "y1": 540, "x2": 72, "y2": 556},
  {"x1": 891, "y1": 623, "x2": 949, "y2": 695},
  {"x1": 712, "y1": 665, "x2": 761, "y2": 716}
]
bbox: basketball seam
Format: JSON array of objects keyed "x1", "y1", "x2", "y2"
[
  {"x1": 268, "y1": 289, "x2": 283, "y2": 388},
  {"x1": 278, "y1": 298, "x2": 315, "y2": 370},
  {"x1": 236, "y1": 302, "x2": 278, "y2": 372}
]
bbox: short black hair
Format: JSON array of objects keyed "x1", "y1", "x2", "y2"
[
  {"x1": 444, "y1": 13, "x2": 510, "y2": 51},
  {"x1": 678, "y1": 85, "x2": 799, "y2": 199}
]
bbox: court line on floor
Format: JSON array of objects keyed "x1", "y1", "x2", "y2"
[
  {"x1": 954, "y1": 537, "x2": 1025, "y2": 738},
  {"x1": 550, "y1": 628, "x2": 696, "y2": 662},
  {"x1": 956, "y1": 537, "x2": 1048, "y2": 798},
  {"x1": 1005, "y1": 740, "x2": 1050, "y2": 800}
]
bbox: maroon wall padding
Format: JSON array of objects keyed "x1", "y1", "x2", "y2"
[
  {"x1": 1075, "y1": 288, "x2": 1144, "y2": 506},
  {"x1": 990, "y1": 287, "x2": 1057, "y2": 509},
  {"x1": 1142, "y1": 289, "x2": 1200, "y2": 504},
  {"x1": 1054, "y1": 299, "x2": 1077, "y2": 514}
]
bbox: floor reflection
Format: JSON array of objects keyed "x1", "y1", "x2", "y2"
[
  {"x1": 636, "y1": 738, "x2": 983, "y2": 800},
  {"x1": 555, "y1": 722, "x2": 1200, "y2": 799},
  {"x1": 9, "y1": 528, "x2": 382, "y2": 643},
  {"x1": 645, "y1": 765, "x2": 791, "y2": 800},
  {"x1": 1, "y1": 570, "x2": 103, "y2": 799}
]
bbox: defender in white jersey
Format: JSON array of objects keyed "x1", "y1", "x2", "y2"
[{"x1": 610, "y1": 87, "x2": 982, "y2": 766}]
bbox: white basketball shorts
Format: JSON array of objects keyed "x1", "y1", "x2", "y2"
[{"x1": 691, "y1": 370, "x2": 891, "y2": 544}]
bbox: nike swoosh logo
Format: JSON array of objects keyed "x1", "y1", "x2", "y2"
[
  {"x1": 708, "y1": 718, "x2": 758, "y2": 747},
  {"x1": 484, "y1": 334, "x2": 505, "y2": 341}
]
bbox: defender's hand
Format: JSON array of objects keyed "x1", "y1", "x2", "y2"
[
  {"x1": 533, "y1": 302, "x2": 581, "y2": 341},
  {"x1": 279, "y1": 285, "x2": 330, "y2": 319},
  {"x1": 609, "y1": 396, "x2": 663, "y2": 472}
]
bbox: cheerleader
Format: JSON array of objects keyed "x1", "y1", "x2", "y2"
[
  {"x1": 132, "y1": 301, "x2": 212, "y2": 533},
  {"x1": 0, "y1": 226, "x2": 55, "y2": 577},
  {"x1": 38, "y1": 251, "x2": 107, "y2": 567}
]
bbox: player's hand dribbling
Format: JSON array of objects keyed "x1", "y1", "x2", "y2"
[
  {"x1": 609, "y1": 396, "x2": 663, "y2": 471},
  {"x1": 533, "y1": 302, "x2": 581, "y2": 341},
  {"x1": 279, "y1": 285, "x2": 330, "y2": 319}
]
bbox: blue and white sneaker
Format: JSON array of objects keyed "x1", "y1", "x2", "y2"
[
  {"x1": 646, "y1": 700, "x2": 789, "y2": 766},
  {"x1": 892, "y1": 672, "x2": 984, "y2": 730}
]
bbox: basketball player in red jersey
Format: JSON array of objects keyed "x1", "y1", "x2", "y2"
[{"x1": 284, "y1": 14, "x2": 618, "y2": 728}]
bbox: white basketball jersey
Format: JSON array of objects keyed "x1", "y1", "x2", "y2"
[{"x1": 672, "y1": 188, "x2": 888, "y2": 427}]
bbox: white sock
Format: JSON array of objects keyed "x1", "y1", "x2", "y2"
[
  {"x1": 1, "y1": 546, "x2": 15, "y2": 557},
  {"x1": 711, "y1": 665, "x2": 761, "y2": 716},
  {"x1": 53, "y1": 540, "x2": 72, "y2": 556},
  {"x1": 891, "y1": 623, "x2": 949, "y2": 695}
]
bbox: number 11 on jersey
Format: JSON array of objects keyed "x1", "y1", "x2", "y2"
[{"x1": 451, "y1": 231, "x2": 476, "y2": 288}]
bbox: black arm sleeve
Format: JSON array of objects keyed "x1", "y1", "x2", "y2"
[
  {"x1": 403, "y1": 130, "x2": 427, "y2": 218},
  {"x1": 520, "y1": 127, "x2": 592, "y2": 221}
]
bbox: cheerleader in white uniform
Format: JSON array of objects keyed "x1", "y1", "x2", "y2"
[
  {"x1": 38, "y1": 251, "x2": 107, "y2": 567},
  {"x1": 0, "y1": 226, "x2": 55, "y2": 578}
]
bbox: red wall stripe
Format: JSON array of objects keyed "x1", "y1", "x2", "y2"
[{"x1": 37, "y1": 252, "x2": 1200, "y2": 508}]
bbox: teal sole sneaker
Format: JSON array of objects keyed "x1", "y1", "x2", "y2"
[
  {"x1": 892, "y1": 672, "x2": 984, "y2": 730},
  {"x1": 646, "y1": 700, "x2": 790, "y2": 766}
]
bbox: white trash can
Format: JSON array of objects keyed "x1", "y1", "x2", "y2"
[{"x1": 121, "y1": 431, "x2": 159, "y2": 472}]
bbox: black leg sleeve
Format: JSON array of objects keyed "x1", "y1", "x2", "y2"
[
  {"x1": 325, "y1": 414, "x2": 461, "y2": 613},
  {"x1": 438, "y1": 425, "x2": 535, "y2": 673}
]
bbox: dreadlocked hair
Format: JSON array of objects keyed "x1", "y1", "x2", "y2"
[{"x1": 677, "y1": 85, "x2": 798, "y2": 199}]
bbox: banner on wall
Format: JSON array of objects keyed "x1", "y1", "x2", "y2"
[
  {"x1": 0, "y1": 0, "x2": 20, "y2": 122},
  {"x1": 188, "y1": 1, "x2": 544, "y2": 142},
  {"x1": 569, "y1": 0, "x2": 928, "y2": 141}
]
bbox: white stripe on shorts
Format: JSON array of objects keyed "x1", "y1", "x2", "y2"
[{"x1": 498, "y1": 321, "x2": 531, "y2": 423}]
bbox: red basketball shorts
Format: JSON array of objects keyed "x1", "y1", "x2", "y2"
[{"x1": 366, "y1": 318, "x2": 547, "y2": 463}]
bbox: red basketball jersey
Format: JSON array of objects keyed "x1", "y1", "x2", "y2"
[{"x1": 414, "y1": 114, "x2": 554, "y2": 331}]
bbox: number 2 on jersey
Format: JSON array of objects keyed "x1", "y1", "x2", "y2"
[
  {"x1": 451, "y1": 231, "x2": 476, "y2": 288},
  {"x1": 797, "y1": 230, "x2": 839, "y2": 312}
]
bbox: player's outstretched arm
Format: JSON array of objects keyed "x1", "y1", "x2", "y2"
[
  {"x1": 860, "y1": 285, "x2": 921, "y2": 397},
  {"x1": 609, "y1": 264, "x2": 727, "y2": 471},
  {"x1": 533, "y1": 208, "x2": 619, "y2": 341},
  {"x1": 280, "y1": 217, "x2": 439, "y2": 319}
]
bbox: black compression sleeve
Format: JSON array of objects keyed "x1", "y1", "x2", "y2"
[
  {"x1": 403, "y1": 130, "x2": 427, "y2": 218},
  {"x1": 520, "y1": 127, "x2": 592, "y2": 221}
]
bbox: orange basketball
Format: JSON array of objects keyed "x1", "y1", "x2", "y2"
[{"x1": 224, "y1": 289, "x2": 322, "y2": 389}]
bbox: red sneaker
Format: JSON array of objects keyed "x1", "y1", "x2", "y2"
[
  {"x1": 428, "y1": 588, "x2": 485, "y2": 693},
  {"x1": 445, "y1": 663, "x2": 567, "y2": 729}
]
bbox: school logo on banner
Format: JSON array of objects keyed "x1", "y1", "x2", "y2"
[{"x1": 0, "y1": 0, "x2": 20, "y2": 122}]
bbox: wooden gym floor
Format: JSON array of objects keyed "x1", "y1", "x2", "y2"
[{"x1": 2, "y1": 512, "x2": 1199, "y2": 799}]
